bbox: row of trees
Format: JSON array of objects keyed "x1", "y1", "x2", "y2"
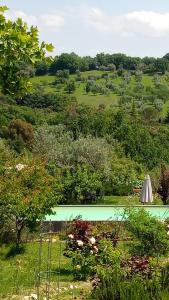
[{"x1": 35, "y1": 52, "x2": 169, "y2": 76}]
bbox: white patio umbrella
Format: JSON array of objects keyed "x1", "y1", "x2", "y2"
[{"x1": 140, "y1": 175, "x2": 153, "y2": 204}]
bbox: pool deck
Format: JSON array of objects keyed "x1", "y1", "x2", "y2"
[{"x1": 45, "y1": 205, "x2": 169, "y2": 221}]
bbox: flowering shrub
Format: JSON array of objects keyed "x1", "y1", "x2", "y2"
[
  {"x1": 64, "y1": 219, "x2": 98, "y2": 280},
  {"x1": 65, "y1": 214, "x2": 169, "y2": 289},
  {"x1": 65, "y1": 219, "x2": 125, "y2": 280}
]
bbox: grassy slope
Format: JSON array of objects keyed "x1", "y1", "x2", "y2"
[
  {"x1": 31, "y1": 74, "x2": 169, "y2": 120},
  {"x1": 31, "y1": 72, "x2": 169, "y2": 118},
  {"x1": 32, "y1": 72, "x2": 167, "y2": 108}
]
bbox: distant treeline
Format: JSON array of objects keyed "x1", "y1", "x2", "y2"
[{"x1": 35, "y1": 52, "x2": 169, "y2": 76}]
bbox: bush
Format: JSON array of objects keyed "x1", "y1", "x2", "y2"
[
  {"x1": 126, "y1": 209, "x2": 169, "y2": 256},
  {"x1": 18, "y1": 89, "x2": 73, "y2": 112},
  {"x1": 65, "y1": 80, "x2": 76, "y2": 94},
  {"x1": 8, "y1": 119, "x2": 34, "y2": 152},
  {"x1": 90, "y1": 267, "x2": 163, "y2": 300},
  {"x1": 64, "y1": 219, "x2": 97, "y2": 280},
  {"x1": 60, "y1": 165, "x2": 103, "y2": 204}
]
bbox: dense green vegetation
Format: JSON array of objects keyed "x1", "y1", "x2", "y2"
[
  {"x1": 1, "y1": 213, "x2": 169, "y2": 299},
  {"x1": 1, "y1": 3, "x2": 169, "y2": 299},
  {"x1": 1, "y1": 4, "x2": 169, "y2": 246},
  {"x1": 65, "y1": 214, "x2": 169, "y2": 300}
]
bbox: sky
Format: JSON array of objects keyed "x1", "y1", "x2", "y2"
[{"x1": 3, "y1": 0, "x2": 169, "y2": 57}]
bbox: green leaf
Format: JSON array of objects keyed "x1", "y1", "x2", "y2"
[
  {"x1": 0, "y1": 6, "x2": 9, "y2": 13},
  {"x1": 45, "y1": 43, "x2": 54, "y2": 52}
]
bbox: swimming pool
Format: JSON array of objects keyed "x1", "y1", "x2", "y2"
[{"x1": 45, "y1": 205, "x2": 169, "y2": 221}]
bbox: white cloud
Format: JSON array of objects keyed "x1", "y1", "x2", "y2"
[
  {"x1": 4, "y1": 6, "x2": 169, "y2": 57},
  {"x1": 6, "y1": 10, "x2": 65, "y2": 31},
  {"x1": 6, "y1": 10, "x2": 38, "y2": 26},
  {"x1": 83, "y1": 8, "x2": 169, "y2": 37},
  {"x1": 7, "y1": 7, "x2": 169, "y2": 37},
  {"x1": 40, "y1": 14, "x2": 65, "y2": 28},
  {"x1": 126, "y1": 11, "x2": 169, "y2": 35}
]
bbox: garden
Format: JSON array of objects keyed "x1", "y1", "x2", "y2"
[{"x1": 1, "y1": 209, "x2": 169, "y2": 299}]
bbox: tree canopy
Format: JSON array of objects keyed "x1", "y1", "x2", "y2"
[{"x1": 0, "y1": 5, "x2": 54, "y2": 97}]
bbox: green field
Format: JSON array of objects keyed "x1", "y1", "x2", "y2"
[{"x1": 31, "y1": 71, "x2": 165, "y2": 108}]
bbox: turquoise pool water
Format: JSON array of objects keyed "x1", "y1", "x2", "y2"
[{"x1": 45, "y1": 205, "x2": 169, "y2": 221}]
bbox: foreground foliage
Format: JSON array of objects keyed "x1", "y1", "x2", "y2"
[
  {"x1": 65, "y1": 214, "x2": 169, "y2": 299},
  {"x1": 0, "y1": 144, "x2": 61, "y2": 245},
  {"x1": 0, "y1": 4, "x2": 53, "y2": 97}
]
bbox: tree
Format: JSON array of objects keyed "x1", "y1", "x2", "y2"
[
  {"x1": 158, "y1": 165, "x2": 169, "y2": 205},
  {"x1": 8, "y1": 119, "x2": 34, "y2": 152},
  {"x1": 18, "y1": 62, "x2": 35, "y2": 78},
  {"x1": 35, "y1": 58, "x2": 50, "y2": 76},
  {"x1": 0, "y1": 5, "x2": 54, "y2": 97},
  {"x1": 65, "y1": 80, "x2": 76, "y2": 94},
  {"x1": 163, "y1": 53, "x2": 169, "y2": 60},
  {"x1": 50, "y1": 53, "x2": 80, "y2": 74},
  {"x1": 153, "y1": 58, "x2": 168, "y2": 74},
  {"x1": 60, "y1": 164, "x2": 103, "y2": 204},
  {"x1": 55, "y1": 69, "x2": 70, "y2": 83},
  {"x1": 0, "y1": 157, "x2": 60, "y2": 246},
  {"x1": 34, "y1": 126, "x2": 113, "y2": 173}
]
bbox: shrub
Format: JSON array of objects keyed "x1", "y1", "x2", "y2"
[
  {"x1": 90, "y1": 267, "x2": 163, "y2": 300},
  {"x1": 18, "y1": 89, "x2": 73, "y2": 112},
  {"x1": 126, "y1": 209, "x2": 169, "y2": 256},
  {"x1": 158, "y1": 165, "x2": 169, "y2": 205},
  {"x1": 8, "y1": 119, "x2": 34, "y2": 152},
  {"x1": 65, "y1": 80, "x2": 76, "y2": 94},
  {"x1": 64, "y1": 219, "x2": 98, "y2": 280},
  {"x1": 60, "y1": 165, "x2": 103, "y2": 204}
]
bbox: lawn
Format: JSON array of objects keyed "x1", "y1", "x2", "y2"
[
  {"x1": 100, "y1": 195, "x2": 163, "y2": 205},
  {"x1": 0, "y1": 241, "x2": 90, "y2": 299}
]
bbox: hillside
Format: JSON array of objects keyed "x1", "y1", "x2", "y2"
[{"x1": 31, "y1": 71, "x2": 169, "y2": 118}]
